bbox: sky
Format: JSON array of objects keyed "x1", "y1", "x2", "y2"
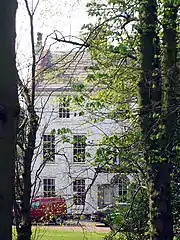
[
  {"x1": 16, "y1": 0, "x2": 90, "y2": 43},
  {"x1": 16, "y1": 0, "x2": 91, "y2": 76}
]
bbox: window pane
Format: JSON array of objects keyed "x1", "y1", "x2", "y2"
[
  {"x1": 43, "y1": 179, "x2": 47, "y2": 185},
  {"x1": 59, "y1": 97, "x2": 70, "y2": 118},
  {"x1": 118, "y1": 179, "x2": 128, "y2": 202},
  {"x1": 73, "y1": 135, "x2": 86, "y2": 163},
  {"x1": 43, "y1": 178, "x2": 55, "y2": 197},
  {"x1": 43, "y1": 134, "x2": 55, "y2": 162},
  {"x1": 73, "y1": 179, "x2": 85, "y2": 205}
]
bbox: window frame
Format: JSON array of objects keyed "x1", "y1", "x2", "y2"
[
  {"x1": 118, "y1": 179, "x2": 128, "y2": 201},
  {"x1": 59, "y1": 96, "x2": 70, "y2": 118},
  {"x1": 112, "y1": 175, "x2": 129, "y2": 203},
  {"x1": 43, "y1": 134, "x2": 55, "y2": 162},
  {"x1": 73, "y1": 135, "x2": 86, "y2": 163},
  {"x1": 97, "y1": 184, "x2": 112, "y2": 208},
  {"x1": 43, "y1": 178, "x2": 56, "y2": 197},
  {"x1": 73, "y1": 179, "x2": 85, "y2": 205}
]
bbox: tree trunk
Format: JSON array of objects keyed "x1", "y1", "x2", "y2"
[
  {"x1": 0, "y1": 0, "x2": 19, "y2": 239},
  {"x1": 139, "y1": 0, "x2": 174, "y2": 239},
  {"x1": 17, "y1": 111, "x2": 38, "y2": 240},
  {"x1": 16, "y1": 2, "x2": 39, "y2": 238},
  {"x1": 160, "y1": 3, "x2": 178, "y2": 238},
  {"x1": 148, "y1": 163, "x2": 173, "y2": 240}
]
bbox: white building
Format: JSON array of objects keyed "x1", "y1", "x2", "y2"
[{"x1": 32, "y1": 37, "x2": 130, "y2": 216}]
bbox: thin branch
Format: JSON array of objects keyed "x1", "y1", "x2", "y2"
[{"x1": 24, "y1": 0, "x2": 36, "y2": 107}]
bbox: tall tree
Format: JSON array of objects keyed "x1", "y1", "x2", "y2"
[
  {"x1": 15, "y1": 1, "x2": 39, "y2": 239},
  {"x1": 0, "y1": 0, "x2": 19, "y2": 239},
  {"x1": 139, "y1": 0, "x2": 169, "y2": 238},
  {"x1": 82, "y1": 0, "x2": 179, "y2": 239},
  {"x1": 139, "y1": 1, "x2": 179, "y2": 239}
]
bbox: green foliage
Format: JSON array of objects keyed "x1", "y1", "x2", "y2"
[
  {"x1": 57, "y1": 127, "x2": 72, "y2": 135},
  {"x1": 82, "y1": 0, "x2": 180, "y2": 239},
  {"x1": 92, "y1": 130, "x2": 146, "y2": 175},
  {"x1": 109, "y1": 187, "x2": 149, "y2": 240}
]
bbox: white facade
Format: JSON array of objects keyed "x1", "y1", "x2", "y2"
[{"x1": 32, "y1": 50, "x2": 129, "y2": 215}]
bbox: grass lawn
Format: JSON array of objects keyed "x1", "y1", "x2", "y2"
[
  {"x1": 12, "y1": 227, "x2": 180, "y2": 240},
  {"x1": 12, "y1": 228, "x2": 107, "y2": 240}
]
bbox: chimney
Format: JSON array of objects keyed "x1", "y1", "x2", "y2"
[
  {"x1": 36, "y1": 32, "x2": 43, "y2": 59},
  {"x1": 37, "y1": 32, "x2": 42, "y2": 47}
]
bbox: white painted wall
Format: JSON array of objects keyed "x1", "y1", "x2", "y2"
[
  {"x1": 31, "y1": 88, "x2": 128, "y2": 215},
  {"x1": 31, "y1": 49, "x2": 130, "y2": 215}
]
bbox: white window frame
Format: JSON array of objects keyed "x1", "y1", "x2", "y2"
[
  {"x1": 73, "y1": 135, "x2": 86, "y2": 163},
  {"x1": 43, "y1": 178, "x2": 55, "y2": 197},
  {"x1": 73, "y1": 179, "x2": 85, "y2": 205},
  {"x1": 97, "y1": 184, "x2": 112, "y2": 208},
  {"x1": 118, "y1": 179, "x2": 128, "y2": 200},
  {"x1": 59, "y1": 96, "x2": 70, "y2": 118},
  {"x1": 43, "y1": 134, "x2": 55, "y2": 162}
]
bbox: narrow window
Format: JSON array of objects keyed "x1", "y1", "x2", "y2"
[
  {"x1": 73, "y1": 135, "x2": 86, "y2": 163},
  {"x1": 97, "y1": 184, "x2": 111, "y2": 208},
  {"x1": 43, "y1": 178, "x2": 55, "y2": 197},
  {"x1": 111, "y1": 175, "x2": 129, "y2": 203},
  {"x1": 59, "y1": 97, "x2": 70, "y2": 118},
  {"x1": 43, "y1": 134, "x2": 55, "y2": 162},
  {"x1": 118, "y1": 179, "x2": 128, "y2": 202},
  {"x1": 73, "y1": 179, "x2": 85, "y2": 205}
]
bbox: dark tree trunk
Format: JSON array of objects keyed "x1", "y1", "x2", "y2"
[
  {"x1": 163, "y1": 5, "x2": 178, "y2": 147},
  {"x1": 17, "y1": 111, "x2": 38, "y2": 240},
  {"x1": 138, "y1": 0, "x2": 176, "y2": 239},
  {"x1": 0, "y1": 0, "x2": 19, "y2": 239},
  {"x1": 15, "y1": 2, "x2": 39, "y2": 238},
  {"x1": 148, "y1": 162, "x2": 173, "y2": 240},
  {"x1": 160, "y1": 3, "x2": 178, "y2": 238}
]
